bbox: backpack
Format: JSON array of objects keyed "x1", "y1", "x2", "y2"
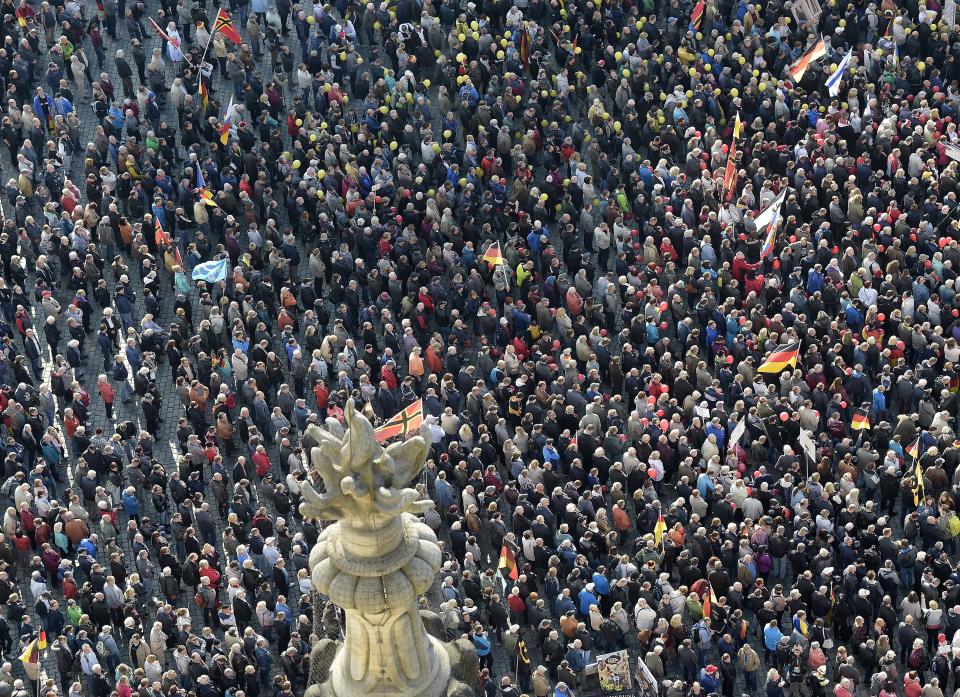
[{"x1": 948, "y1": 513, "x2": 960, "y2": 537}]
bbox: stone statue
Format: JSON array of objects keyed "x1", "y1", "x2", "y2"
[{"x1": 300, "y1": 401, "x2": 478, "y2": 697}]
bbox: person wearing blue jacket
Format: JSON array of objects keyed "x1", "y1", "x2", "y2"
[{"x1": 577, "y1": 583, "x2": 598, "y2": 617}]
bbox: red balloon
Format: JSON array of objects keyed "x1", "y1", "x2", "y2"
[
  {"x1": 647, "y1": 467, "x2": 658, "y2": 479},
  {"x1": 779, "y1": 412, "x2": 789, "y2": 422},
  {"x1": 877, "y1": 313, "x2": 885, "y2": 322}
]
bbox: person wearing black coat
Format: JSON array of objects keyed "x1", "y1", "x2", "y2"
[{"x1": 232, "y1": 591, "x2": 253, "y2": 626}]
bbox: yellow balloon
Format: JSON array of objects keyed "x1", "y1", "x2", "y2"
[
  {"x1": 309, "y1": 134, "x2": 317, "y2": 141},
  {"x1": 615, "y1": 51, "x2": 623, "y2": 61},
  {"x1": 320, "y1": 122, "x2": 328, "y2": 129},
  {"x1": 292, "y1": 160, "x2": 301, "y2": 169},
  {"x1": 738, "y1": 56, "x2": 746, "y2": 65},
  {"x1": 456, "y1": 53, "x2": 466, "y2": 63},
  {"x1": 707, "y1": 49, "x2": 715, "y2": 56},
  {"x1": 500, "y1": 38, "x2": 507, "y2": 47},
  {"x1": 613, "y1": 120, "x2": 622, "y2": 131},
  {"x1": 295, "y1": 119, "x2": 303, "y2": 127},
  {"x1": 357, "y1": 57, "x2": 364, "y2": 65},
  {"x1": 443, "y1": 129, "x2": 452, "y2": 139},
  {"x1": 704, "y1": 64, "x2": 711, "y2": 71},
  {"x1": 472, "y1": 32, "x2": 480, "y2": 40},
  {"x1": 685, "y1": 90, "x2": 693, "y2": 98},
  {"x1": 343, "y1": 96, "x2": 349, "y2": 103},
  {"x1": 574, "y1": 46, "x2": 582, "y2": 54},
  {"x1": 758, "y1": 82, "x2": 766, "y2": 90},
  {"x1": 339, "y1": 52, "x2": 347, "y2": 61},
  {"x1": 459, "y1": 177, "x2": 468, "y2": 187},
  {"x1": 317, "y1": 169, "x2": 325, "y2": 179},
  {"x1": 458, "y1": 33, "x2": 466, "y2": 41},
  {"x1": 622, "y1": 69, "x2": 630, "y2": 77},
  {"x1": 306, "y1": 15, "x2": 314, "y2": 23},
  {"x1": 730, "y1": 88, "x2": 739, "y2": 97},
  {"x1": 390, "y1": 141, "x2": 398, "y2": 150},
  {"x1": 752, "y1": 69, "x2": 759, "y2": 77},
  {"x1": 689, "y1": 68, "x2": 697, "y2": 77},
  {"x1": 378, "y1": 105, "x2": 388, "y2": 114},
  {"x1": 830, "y1": 63, "x2": 837, "y2": 71},
  {"x1": 432, "y1": 143, "x2": 440, "y2": 152},
  {"x1": 695, "y1": 32, "x2": 702, "y2": 39},
  {"x1": 917, "y1": 60, "x2": 925, "y2": 70},
  {"x1": 470, "y1": 20, "x2": 478, "y2": 30}
]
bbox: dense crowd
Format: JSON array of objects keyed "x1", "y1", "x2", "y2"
[{"x1": 0, "y1": 0, "x2": 957, "y2": 696}]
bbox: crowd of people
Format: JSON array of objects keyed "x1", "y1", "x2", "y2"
[{"x1": 0, "y1": 0, "x2": 956, "y2": 695}]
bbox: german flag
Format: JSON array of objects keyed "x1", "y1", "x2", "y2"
[
  {"x1": 906, "y1": 436, "x2": 920, "y2": 460},
  {"x1": 19, "y1": 638, "x2": 38, "y2": 665},
  {"x1": 702, "y1": 582, "x2": 716, "y2": 619},
  {"x1": 482, "y1": 241, "x2": 503, "y2": 266},
  {"x1": 14, "y1": 6, "x2": 30, "y2": 28},
  {"x1": 498, "y1": 543, "x2": 518, "y2": 580},
  {"x1": 690, "y1": 0, "x2": 705, "y2": 31},
  {"x1": 851, "y1": 410, "x2": 870, "y2": 431},
  {"x1": 374, "y1": 399, "x2": 423, "y2": 443},
  {"x1": 722, "y1": 145, "x2": 737, "y2": 201},
  {"x1": 786, "y1": 37, "x2": 827, "y2": 82},
  {"x1": 154, "y1": 218, "x2": 171, "y2": 247},
  {"x1": 757, "y1": 341, "x2": 800, "y2": 374},
  {"x1": 199, "y1": 79, "x2": 209, "y2": 112},
  {"x1": 654, "y1": 512, "x2": 667, "y2": 548},
  {"x1": 214, "y1": 8, "x2": 242, "y2": 44},
  {"x1": 519, "y1": 28, "x2": 529, "y2": 67},
  {"x1": 37, "y1": 630, "x2": 46, "y2": 650}
]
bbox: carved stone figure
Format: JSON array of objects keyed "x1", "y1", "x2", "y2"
[{"x1": 300, "y1": 401, "x2": 477, "y2": 697}]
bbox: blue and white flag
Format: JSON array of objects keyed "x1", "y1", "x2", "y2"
[
  {"x1": 191, "y1": 257, "x2": 229, "y2": 283},
  {"x1": 826, "y1": 49, "x2": 852, "y2": 97}
]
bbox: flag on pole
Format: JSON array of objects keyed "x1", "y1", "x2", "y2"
[
  {"x1": 498, "y1": 544, "x2": 519, "y2": 580},
  {"x1": 519, "y1": 27, "x2": 529, "y2": 66},
  {"x1": 191, "y1": 258, "x2": 229, "y2": 283},
  {"x1": 219, "y1": 97, "x2": 234, "y2": 145},
  {"x1": 798, "y1": 429, "x2": 817, "y2": 464},
  {"x1": 907, "y1": 436, "x2": 920, "y2": 460},
  {"x1": 757, "y1": 191, "x2": 786, "y2": 259},
  {"x1": 826, "y1": 49, "x2": 852, "y2": 97},
  {"x1": 913, "y1": 453, "x2": 925, "y2": 505},
  {"x1": 149, "y1": 17, "x2": 180, "y2": 49},
  {"x1": 213, "y1": 9, "x2": 242, "y2": 44},
  {"x1": 15, "y1": 6, "x2": 31, "y2": 28},
  {"x1": 482, "y1": 241, "x2": 504, "y2": 266},
  {"x1": 37, "y1": 630, "x2": 46, "y2": 651},
  {"x1": 851, "y1": 409, "x2": 871, "y2": 430},
  {"x1": 728, "y1": 418, "x2": 746, "y2": 451},
  {"x1": 654, "y1": 512, "x2": 667, "y2": 547},
  {"x1": 757, "y1": 341, "x2": 800, "y2": 374},
  {"x1": 690, "y1": 0, "x2": 705, "y2": 31},
  {"x1": 373, "y1": 399, "x2": 424, "y2": 443},
  {"x1": 195, "y1": 169, "x2": 218, "y2": 207},
  {"x1": 786, "y1": 37, "x2": 827, "y2": 81},
  {"x1": 19, "y1": 639, "x2": 38, "y2": 665},
  {"x1": 722, "y1": 143, "x2": 737, "y2": 200},
  {"x1": 731, "y1": 112, "x2": 742, "y2": 140},
  {"x1": 199, "y1": 79, "x2": 209, "y2": 112},
  {"x1": 702, "y1": 583, "x2": 714, "y2": 619},
  {"x1": 154, "y1": 218, "x2": 171, "y2": 246}
]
